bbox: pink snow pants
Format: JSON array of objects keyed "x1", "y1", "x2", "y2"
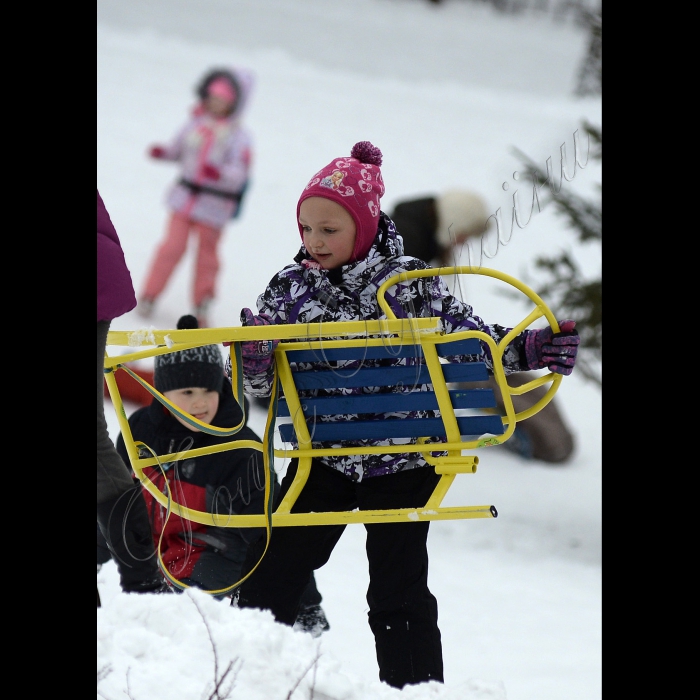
[{"x1": 141, "y1": 212, "x2": 222, "y2": 307}]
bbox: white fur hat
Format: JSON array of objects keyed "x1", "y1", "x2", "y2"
[{"x1": 435, "y1": 190, "x2": 490, "y2": 248}]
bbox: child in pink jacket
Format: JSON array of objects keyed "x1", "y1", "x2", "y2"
[{"x1": 139, "y1": 67, "x2": 254, "y2": 326}]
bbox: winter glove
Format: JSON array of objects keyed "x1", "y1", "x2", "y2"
[
  {"x1": 524, "y1": 320, "x2": 580, "y2": 376},
  {"x1": 148, "y1": 145, "x2": 167, "y2": 159},
  {"x1": 239, "y1": 308, "x2": 279, "y2": 374},
  {"x1": 201, "y1": 163, "x2": 221, "y2": 180}
]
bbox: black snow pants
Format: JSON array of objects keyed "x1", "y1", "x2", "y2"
[{"x1": 236, "y1": 459, "x2": 444, "y2": 689}]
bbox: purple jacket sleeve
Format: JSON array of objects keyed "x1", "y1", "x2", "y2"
[{"x1": 97, "y1": 190, "x2": 137, "y2": 322}]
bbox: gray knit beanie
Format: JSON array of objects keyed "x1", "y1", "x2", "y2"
[{"x1": 154, "y1": 315, "x2": 224, "y2": 393}]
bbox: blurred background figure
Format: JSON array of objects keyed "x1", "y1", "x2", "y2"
[
  {"x1": 389, "y1": 189, "x2": 490, "y2": 268},
  {"x1": 390, "y1": 189, "x2": 576, "y2": 465},
  {"x1": 139, "y1": 67, "x2": 254, "y2": 327}
]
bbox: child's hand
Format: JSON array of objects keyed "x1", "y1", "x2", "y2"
[
  {"x1": 525, "y1": 320, "x2": 580, "y2": 376},
  {"x1": 148, "y1": 145, "x2": 167, "y2": 159},
  {"x1": 201, "y1": 163, "x2": 221, "y2": 180},
  {"x1": 239, "y1": 308, "x2": 279, "y2": 374}
]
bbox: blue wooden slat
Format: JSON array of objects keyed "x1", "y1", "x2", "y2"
[
  {"x1": 287, "y1": 345, "x2": 423, "y2": 364},
  {"x1": 436, "y1": 338, "x2": 482, "y2": 357},
  {"x1": 277, "y1": 388, "x2": 496, "y2": 417},
  {"x1": 278, "y1": 414, "x2": 504, "y2": 443},
  {"x1": 289, "y1": 339, "x2": 482, "y2": 363},
  {"x1": 291, "y1": 362, "x2": 488, "y2": 390},
  {"x1": 449, "y1": 388, "x2": 496, "y2": 409}
]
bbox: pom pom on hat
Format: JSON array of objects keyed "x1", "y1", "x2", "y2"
[
  {"x1": 297, "y1": 141, "x2": 386, "y2": 263},
  {"x1": 176, "y1": 314, "x2": 199, "y2": 330},
  {"x1": 350, "y1": 141, "x2": 383, "y2": 166},
  {"x1": 154, "y1": 315, "x2": 224, "y2": 393}
]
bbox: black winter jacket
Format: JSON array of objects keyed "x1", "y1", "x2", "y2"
[{"x1": 115, "y1": 380, "x2": 275, "y2": 593}]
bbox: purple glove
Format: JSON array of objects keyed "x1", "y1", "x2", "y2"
[
  {"x1": 239, "y1": 308, "x2": 279, "y2": 374},
  {"x1": 201, "y1": 163, "x2": 221, "y2": 180},
  {"x1": 524, "y1": 320, "x2": 580, "y2": 376},
  {"x1": 148, "y1": 145, "x2": 166, "y2": 159}
]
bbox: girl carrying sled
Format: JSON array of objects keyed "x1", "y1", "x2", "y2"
[{"x1": 230, "y1": 141, "x2": 580, "y2": 689}]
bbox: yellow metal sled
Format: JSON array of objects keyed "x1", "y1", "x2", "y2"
[{"x1": 104, "y1": 267, "x2": 563, "y2": 592}]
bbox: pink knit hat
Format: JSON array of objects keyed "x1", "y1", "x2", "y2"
[
  {"x1": 207, "y1": 76, "x2": 237, "y2": 103},
  {"x1": 297, "y1": 141, "x2": 385, "y2": 262}
]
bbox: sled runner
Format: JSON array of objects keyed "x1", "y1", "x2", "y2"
[{"x1": 105, "y1": 266, "x2": 562, "y2": 547}]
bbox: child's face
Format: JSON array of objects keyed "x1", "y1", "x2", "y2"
[
  {"x1": 163, "y1": 387, "x2": 220, "y2": 432},
  {"x1": 299, "y1": 197, "x2": 356, "y2": 269},
  {"x1": 204, "y1": 94, "x2": 233, "y2": 118}
]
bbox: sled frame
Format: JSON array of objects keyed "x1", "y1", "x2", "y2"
[{"x1": 104, "y1": 266, "x2": 562, "y2": 530}]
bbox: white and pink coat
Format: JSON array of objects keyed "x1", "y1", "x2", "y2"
[{"x1": 156, "y1": 69, "x2": 254, "y2": 230}]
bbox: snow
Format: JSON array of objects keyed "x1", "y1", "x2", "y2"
[{"x1": 97, "y1": 2, "x2": 602, "y2": 698}]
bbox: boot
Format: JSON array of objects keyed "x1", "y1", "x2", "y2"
[
  {"x1": 193, "y1": 299, "x2": 211, "y2": 328},
  {"x1": 137, "y1": 297, "x2": 155, "y2": 319},
  {"x1": 97, "y1": 485, "x2": 170, "y2": 594},
  {"x1": 293, "y1": 604, "x2": 330, "y2": 637}
]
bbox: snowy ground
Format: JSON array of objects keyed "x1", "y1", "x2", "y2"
[{"x1": 98, "y1": 2, "x2": 601, "y2": 698}]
